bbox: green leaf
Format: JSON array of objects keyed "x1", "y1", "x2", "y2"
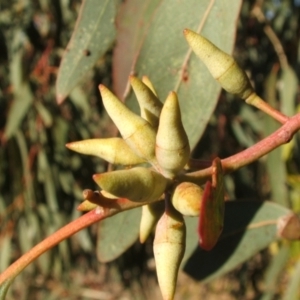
[
  {"x1": 116, "y1": 0, "x2": 242, "y2": 148},
  {"x1": 97, "y1": 208, "x2": 141, "y2": 262},
  {"x1": 56, "y1": 0, "x2": 117, "y2": 103},
  {"x1": 4, "y1": 83, "x2": 33, "y2": 140},
  {"x1": 4, "y1": 30, "x2": 34, "y2": 140},
  {"x1": 181, "y1": 216, "x2": 198, "y2": 267},
  {"x1": 0, "y1": 232, "x2": 12, "y2": 273},
  {"x1": 280, "y1": 65, "x2": 297, "y2": 117},
  {"x1": 184, "y1": 201, "x2": 291, "y2": 282},
  {"x1": 260, "y1": 243, "x2": 290, "y2": 300},
  {"x1": 264, "y1": 68, "x2": 288, "y2": 206},
  {"x1": 0, "y1": 279, "x2": 12, "y2": 300}
]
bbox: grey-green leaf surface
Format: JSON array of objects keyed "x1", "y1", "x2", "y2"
[
  {"x1": 0, "y1": 279, "x2": 12, "y2": 300},
  {"x1": 183, "y1": 201, "x2": 291, "y2": 282},
  {"x1": 97, "y1": 207, "x2": 141, "y2": 262},
  {"x1": 264, "y1": 68, "x2": 288, "y2": 206},
  {"x1": 56, "y1": 0, "x2": 117, "y2": 103},
  {"x1": 115, "y1": 0, "x2": 242, "y2": 149},
  {"x1": 260, "y1": 244, "x2": 290, "y2": 300}
]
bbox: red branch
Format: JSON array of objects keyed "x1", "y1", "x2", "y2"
[
  {"x1": 184, "y1": 112, "x2": 300, "y2": 183},
  {"x1": 0, "y1": 195, "x2": 156, "y2": 289}
]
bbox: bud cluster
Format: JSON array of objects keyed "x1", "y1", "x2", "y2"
[{"x1": 66, "y1": 29, "x2": 254, "y2": 299}]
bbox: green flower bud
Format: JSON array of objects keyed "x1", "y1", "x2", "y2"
[
  {"x1": 99, "y1": 85, "x2": 157, "y2": 164},
  {"x1": 156, "y1": 92, "x2": 190, "y2": 178},
  {"x1": 184, "y1": 29, "x2": 254, "y2": 100},
  {"x1": 139, "y1": 202, "x2": 164, "y2": 243},
  {"x1": 130, "y1": 75, "x2": 163, "y2": 128},
  {"x1": 154, "y1": 206, "x2": 186, "y2": 300},
  {"x1": 66, "y1": 138, "x2": 145, "y2": 165},
  {"x1": 93, "y1": 167, "x2": 169, "y2": 203},
  {"x1": 142, "y1": 75, "x2": 158, "y2": 96},
  {"x1": 171, "y1": 182, "x2": 203, "y2": 216}
]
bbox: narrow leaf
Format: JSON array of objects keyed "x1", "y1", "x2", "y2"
[
  {"x1": 97, "y1": 207, "x2": 141, "y2": 262},
  {"x1": 56, "y1": 0, "x2": 116, "y2": 103},
  {"x1": 113, "y1": 0, "x2": 161, "y2": 99},
  {"x1": 4, "y1": 83, "x2": 33, "y2": 140},
  {"x1": 116, "y1": 0, "x2": 242, "y2": 148},
  {"x1": 184, "y1": 201, "x2": 291, "y2": 282}
]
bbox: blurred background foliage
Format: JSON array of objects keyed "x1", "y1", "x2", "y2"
[{"x1": 1, "y1": 0, "x2": 300, "y2": 299}]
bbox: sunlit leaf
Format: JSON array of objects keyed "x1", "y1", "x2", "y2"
[
  {"x1": 97, "y1": 208, "x2": 141, "y2": 262},
  {"x1": 184, "y1": 201, "x2": 291, "y2": 282},
  {"x1": 56, "y1": 0, "x2": 117, "y2": 103},
  {"x1": 113, "y1": 0, "x2": 161, "y2": 99},
  {"x1": 115, "y1": 0, "x2": 242, "y2": 148}
]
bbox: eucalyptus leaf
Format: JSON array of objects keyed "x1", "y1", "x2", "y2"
[
  {"x1": 97, "y1": 208, "x2": 141, "y2": 262},
  {"x1": 264, "y1": 68, "x2": 288, "y2": 206},
  {"x1": 184, "y1": 201, "x2": 291, "y2": 282},
  {"x1": 116, "y1": 0, "x2": 242, "y2": 148},
  {"x1": 0, "y1": 233, "x2": 12, "y2": 273},
  {"x1": 56, "y1": 0, "x2": 117, "y2": 103}
]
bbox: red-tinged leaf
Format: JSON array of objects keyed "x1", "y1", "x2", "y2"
[
  {"x1": 198, "y1": 158, "x2": 225, "y2": 251},
  {"x1": 56, "y1": 0, "x2": 116, "y2": 103},
  {"x1": 113, "y1": 0, "x2": 161, "y2": 99}
]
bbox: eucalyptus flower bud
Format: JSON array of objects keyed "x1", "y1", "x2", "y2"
[
  {"x1": 156, "y1": 92, "x2": 190, "y2": 178},
  {"x1": 142, "y1": 75, "x2": 157, "y2": 96},
  {"x1": 277, "y1": 213, "x2": 300, "y2": 240},
  {"x1": 130, "y1": 76, "x2": 163, "y2": 128},
  {"x1": 66, "y1": 137, "x2": 145, "y2": 165},
  {"x1": 99, "y1": 85, "x2": 157, "y2": 163},
  {"x1": 184, "y1": 29, "x2": 254, "y2": 100},
  {"x1": 93, "y1": 167, "x2": 168, "y2": 203},
  {"x1": 171, "y1": 182, "x2": 203, "y2": 216},
  {"x1": 139, "y1": 202, "x2": 164, "y2": 243},
  {"x1": 154, "y1": 206, "x2": 186, "y2": 300}
]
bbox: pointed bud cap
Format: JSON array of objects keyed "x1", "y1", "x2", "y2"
[
  {"x1": 139, "y1": 202, "x2": 164, "y2": 243},
  {"x1": 184, "y1": 29, "x2": 254, "y2": 99},
  {"x1": 130, "y1": 75, "x2": 162, "y2": 128},
  {"x1": 154, "y1": 206, "x2": 186, "y2": 300},
  {"x1": 156, "y1": 92, "x2": 190, "y2": 178},
  {"x1": 93, "y1": 167, "x2": 168, "y2": 203},
  {"x1": 66, "y1": 138, "x2": 145, "y2": 165},
  {"x1": 277, "y1": 213, "x2": 300, "y2": 240},
  {"x1": 99, "y1": 85, "x2": 157, "y2": 163},
  {"x1": 171, "y1": 182, "x2": 203, "y2": 216},
  {"x1": 142, "y1": 76, "x2": 158, "y2": 96}
]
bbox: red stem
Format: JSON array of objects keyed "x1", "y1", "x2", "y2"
[
  {"x1": 0, "y1": 195, "x2": 157, "y2": 288},
  {"x1": 184, "y1": 112, "x2": 300, "y2": 183}
]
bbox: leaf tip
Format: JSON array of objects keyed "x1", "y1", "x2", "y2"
[{"x1": 56, "y1": 94, "x2": 66, "y2": 105}]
